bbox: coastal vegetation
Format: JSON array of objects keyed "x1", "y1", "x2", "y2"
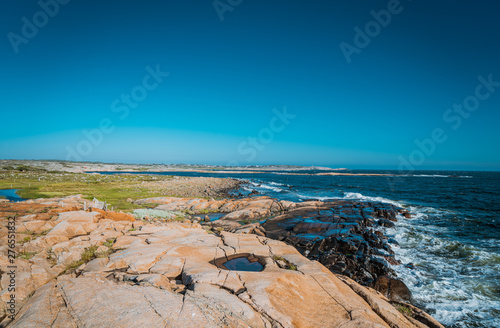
[
  {"x1": 395, "y1": 303, "x2": 413, "y2": 317},
  {"x1": 63, "y1": 245, "x2": 100, "y2": 274},
  {"x1": 0, "y1": 164, "x2": 238, "y2": 211},
  {"x1": 63, "y1": 241, "x2": 117, "y2": 275},
  {"x1": 0, "y1": 170, "x2": 170, "y2": 210}
]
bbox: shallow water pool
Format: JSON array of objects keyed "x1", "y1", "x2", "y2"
[
  {"x1": 0, "y1": 189, "x2": 25, "y2": 202},
  {"x1": 223, "y1": 256, "x2": 264, "y2": 272}
]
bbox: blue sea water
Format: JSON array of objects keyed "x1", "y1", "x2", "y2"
[{"x1": 98, "y1": 170, "x2": 500, "y2": 328}]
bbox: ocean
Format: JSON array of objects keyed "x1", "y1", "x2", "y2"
[{"x1": 99, "y1": 169, "x2": 500, "y2": 328}]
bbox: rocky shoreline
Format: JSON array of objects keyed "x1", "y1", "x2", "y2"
[
  {"x1": 0, "y1": 193, "x2": 443, "y2": 327},
  {"x1": 132, "y1": 195, "x2": 415, "y2": 301},
  {"x1": 0, "y1": 160, "x2": 387, "y2": 177}
]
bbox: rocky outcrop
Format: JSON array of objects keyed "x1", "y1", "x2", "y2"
[
  {"x1": 0, "y1": 199, "x2": 441, "y2": 328},
  {"x1": 134, "y1": 196, "x2": 416, "y2": 303},
  {"x1": 260, "y1": 200, "x2": 413, "y2": 301},
  {"x1": 135, "y1": 196, "x2": 291, "y2": 221}
]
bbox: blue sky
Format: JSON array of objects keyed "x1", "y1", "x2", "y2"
[{"x1": 1, "y1": 0, "x2": 499, "y2": 170}]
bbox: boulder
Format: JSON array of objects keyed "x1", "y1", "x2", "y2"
[{"x1": 374, "y1": 275, "x2": 412, "y2": 302}]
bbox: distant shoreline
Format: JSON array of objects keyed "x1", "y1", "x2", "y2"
[{"x1": 88, "y1": 170, "x2": 391, "y2": 177}]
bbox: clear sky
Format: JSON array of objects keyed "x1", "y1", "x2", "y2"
[{"x1": 1, "y1": 0, "x2": 499, "y2": 170}]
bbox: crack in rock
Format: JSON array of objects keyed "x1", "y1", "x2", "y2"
[
  {"x1": 137, "y1": 289, "x2": 169, "y2": 326},
  {"x1": 309, "y1": 275, "x2": 352, "y2": 321},
  {"x1": 235, "y1": 273, "x2": 284, "y2": 328},
  {"x1": 58, "y1": 282, "x2": 85, "y2": 327}
]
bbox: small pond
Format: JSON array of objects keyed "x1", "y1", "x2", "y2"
[
  {"x1": 223, "y1": 256, "x2": 264, "y2": 272},
  {"x1": 0, "y1": 189, "x2": 26, "y2": 202}
]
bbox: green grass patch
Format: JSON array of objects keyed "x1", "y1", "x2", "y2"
[
  {"x1": 17, "y1": 251, "x2": 38, "y2": 260},
  {"x1": 80, "y1": 245, "x2": 99, "y2": 262},
  {"x1": 0, "y1": 171, "x2": 181, "y2": 211},
  {"x1": 197, "y1": 209, "x2": 218, "y2": 214},
  {"x1": 18, "y1": 229, "x2": 51, "y2": 245},
  {"x1": 102, "y1": 237, "x2": 116, "y2": 248},
  {"x1": 395, "y1": 304, "x2": 413, "y2": 317},
  {"x1": 63, "y1": 245, "x2": 99, "y2": 274},
  {"x1": 96, "y1": 248, "x2": 114, "y2": 258},
  {"x1": 272, "y1": 255, "x2": 297, "y2": 271},
  {"x1": 63, "y1": 243, "x2": 121, "y2": 274}
]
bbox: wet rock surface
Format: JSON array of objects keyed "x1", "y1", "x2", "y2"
[{"x1": 261, "y1": 200, "x2": 413, "y2": 301}]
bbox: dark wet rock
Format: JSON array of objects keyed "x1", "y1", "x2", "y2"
[
  {"x1": 261, "y1": 200, "x2": 409, "y2": 294},
  {"x1": 388, "y1": 238, "x2": 399, "y2": 245},
  {"x1": 378, "y1": 218, "x2": 395, "y2": 228},
  {"x1": 405, "y1": 262, "x2": 416, "y2": 269},
  {"x1": 374, "y1": 275, "x2": 412, "y2": 302},
  {"x1": 399, "y1": 209, "x2": 412, "y2": 218}
]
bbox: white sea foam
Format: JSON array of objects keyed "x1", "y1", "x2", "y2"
[
  {"x1": 341, "y1": 192, "x2": 404, "y2": 207},
  {"x1": 296, "y1": 194, "x2": 336, "y2": 201},
  {"x1": 246, "y1": 180, "x2": 284, "y2": 192},
  {"x1": 411, "y1": 174, "x2": 450, "y2": 177},
  {"x1": 408, "y1": 174, "x2": 473, "y2": 178},
  {"x1": 323, "y1": 194, "x2": 500, "y2": 327},
  {"x1": 259, "y1": 184, "x2": 283, "y2": 192},
  {"x1": 242, "y1": 176, "x2": 497, "y2": 327},
  {"x1": 242, "y1": 185, "x2": 254, "y2": 192},
  {"x1": 387, "y1": 205, "x2": 500, "y2": 327},
  {"x1": 295, "y1": 191, "x2": 405, "y2": 206}
]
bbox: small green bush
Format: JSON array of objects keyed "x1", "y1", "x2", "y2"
[{"x1": 103, "y1": 237, "x2": 116, "y2": 247}]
